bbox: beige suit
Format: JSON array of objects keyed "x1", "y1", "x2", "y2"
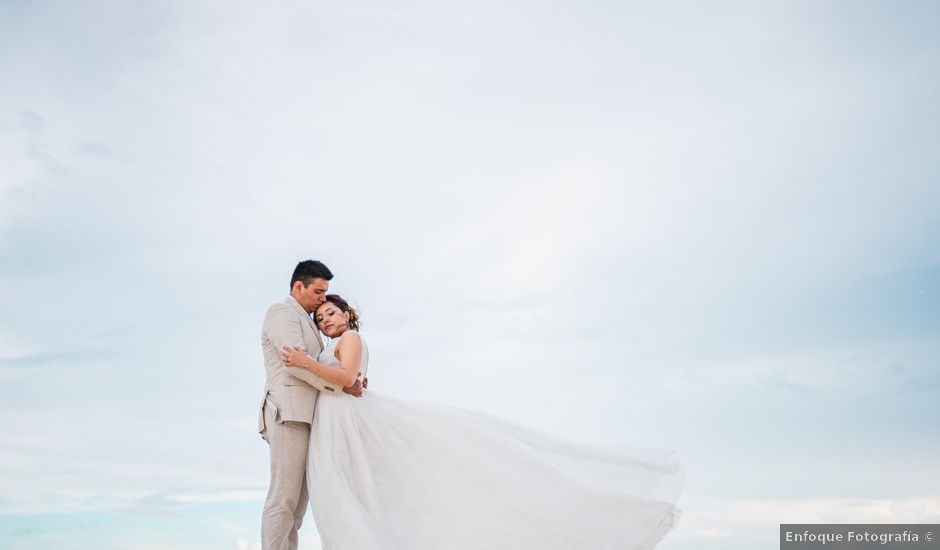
[{"x1": 259, "y1": 296, "x2": 338, "y2": 550}]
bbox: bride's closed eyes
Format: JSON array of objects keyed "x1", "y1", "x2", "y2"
[
  {"x1": 315, "y1": 300, "x2": 353, "y2": 337},
  {"x1": 314, "y1": 302, "x2": 344, "y2": 330},
  {"x1": 316, "y1": 306, "x2": 338, "y2": 325}
]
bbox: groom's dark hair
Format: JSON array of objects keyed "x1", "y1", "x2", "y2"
[{"x1": 290, "y1": 260, "x2": 333, "y2": 290}]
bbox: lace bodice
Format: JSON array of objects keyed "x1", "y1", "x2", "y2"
[{"x1": 317, "y1": 330, "x2": 369, "y2": 380}]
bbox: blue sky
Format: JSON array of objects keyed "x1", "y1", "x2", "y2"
[{"x1": 1, "y1": 1, "x2": 939, "y2": 548}]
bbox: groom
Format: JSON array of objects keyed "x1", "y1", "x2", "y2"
[{"x1": 259, "y1": 259, "x2": 364, "y2": 550}]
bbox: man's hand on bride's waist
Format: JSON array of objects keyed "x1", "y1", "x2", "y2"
[{"x1": 343, "y1": 377, "x2": 366, "y2": 397}]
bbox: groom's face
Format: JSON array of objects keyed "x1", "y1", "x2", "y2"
[{"x1": 295, "y1": 277, "x2": 330, "y2": 313}]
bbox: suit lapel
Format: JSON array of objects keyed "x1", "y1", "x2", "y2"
[{"x1": 285, "y1": 296, "x2": 324, "y2": 353}]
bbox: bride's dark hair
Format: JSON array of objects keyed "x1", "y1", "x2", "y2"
[{"x1": 323, "y1": 294, "x2": 360, "y2": 331}]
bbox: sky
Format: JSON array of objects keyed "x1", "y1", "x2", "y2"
[{"x1": 1, "y1": 0, "x2": 939, "y2": 548}]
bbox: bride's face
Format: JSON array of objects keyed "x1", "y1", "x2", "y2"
[{"x1": 315, "y1": 302, "x2": 349, "y2": 338}]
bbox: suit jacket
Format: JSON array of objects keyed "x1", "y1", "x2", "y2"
[{"x1": 259, "y1": 296, "x2": 338, "y2": 432}]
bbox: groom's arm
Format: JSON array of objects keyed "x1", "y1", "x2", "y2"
[{"x1": 264, "y1": 303, "x2": 338, "y2": 393}]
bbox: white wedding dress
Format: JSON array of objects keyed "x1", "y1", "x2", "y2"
[{"x1": 307, "y1": 332, "x2": 682, "y2": 550}]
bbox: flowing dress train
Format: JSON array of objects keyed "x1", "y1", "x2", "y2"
[{"x1": 308, "y1": 333, "x2": 682, "y2": 550}]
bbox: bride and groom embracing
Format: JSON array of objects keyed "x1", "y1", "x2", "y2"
[{"x1": 259, "y1": 259, "x2": 683, "y2": 550}]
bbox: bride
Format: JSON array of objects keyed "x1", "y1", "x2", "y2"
[{"x1": 282, "y1": 294, "x2": 682, "y2": 550}]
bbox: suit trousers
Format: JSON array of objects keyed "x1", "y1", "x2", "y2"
[{"x1": 261, "y1": 398, "x2": 311, "y2": 550}]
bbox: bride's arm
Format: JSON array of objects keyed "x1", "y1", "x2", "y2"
[
  {"x1": 282, "y1": 331, "x2": 362, "y2": 388},
  {"x1": 265, "y1": 302, "x2": 338, "y2": 393}
]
